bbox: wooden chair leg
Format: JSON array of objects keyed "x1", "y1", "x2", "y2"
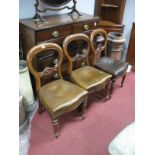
[
  {"x1": 38, "y1": 100, "x2": 46, "y2": 114},
  {"x1": 52, "y1": 118, "x2": 60, "y2": 138},
  {"x1": 81, "y1": 100, "x2": 87, "y2": 120},
  {"x1": 105, "y1": 81, "x2": 112, "y2": 101},
  {"x1": 110, "y1": 78, "x2": 116, "y2": 95},
  {"x1": 121, "y1": 74, "x2": 126, "y2": 87},
  {"x1": 93, "y1": 93, "x2": 103, "y2": 100}
]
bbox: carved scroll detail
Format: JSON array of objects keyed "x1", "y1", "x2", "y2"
[{"x1": 40, "y1": 66, "x2": 57, "y2": 78}]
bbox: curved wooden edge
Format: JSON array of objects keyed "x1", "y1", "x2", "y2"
[
  {"x1": 40, "y1": 0, "x2": 72, "y2": 7},
  {"x1": 90, "y1": 28, "x2": 108, "y2": 62},
  {"x1": 63, "y1": 33, "x2": 91, "y2": 74},
  {"x1": 26, "y1": 42, "x2": 63, "y2": 94}
]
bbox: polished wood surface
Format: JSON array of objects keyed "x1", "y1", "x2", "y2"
[
  {"x1": 20, "y1": 13, "x2": 99, "y2": 59},
  {"x1": 26, "y1": 43, "x2": 63, "y2": 94},
  {"x1": 98, "y1": 21, "x2": 124, "y2": 34},
  {"x1": 26, "y1": 42, "x2": 88, "y2": 138},
  {"x1": 41, "y1": 0, "x2": 72, "y2": 6},
  {"x1": 63, "y1": 33, "x2": 112, "y2": 99},
  {"x1": 63, "y1": 33, "x2": 91, "y2": 74},
  {"x1": 94, "y1": 0, "x2": 126, "y2": 24},
  {"x1": 94, "y1": 0, "x2": 126, "y2": 34},
  {"x1": 20, "y1": 13, "x2": 99, "y2": 31},
  {"x1": 90, "y1": 28, "x2": 108, "y2": 61},
  {"x1": 126, "y1": 23, "x2": 135, "y2": 67}
]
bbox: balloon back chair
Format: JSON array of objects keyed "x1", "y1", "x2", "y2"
[
  {"x1": 27, "y1": 43, "x2": 88, "y2": 138},
  {"x1": 63, "y1": 33, "x2": 112, "y2": 99},
  {"x1": 90, "y1": 29, "x2": 128, "y2": 94}
]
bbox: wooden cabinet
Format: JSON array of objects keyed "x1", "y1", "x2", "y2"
[
  {"x1": 94, "y1": 0, "x2": 126, "y2": 24},
  {"x1": 20, "y1": 13, "x2": 100, "y2": 76},
  {"x1": 94, "y1": 0, "x2": 126, "y2": 60},
  {"x1": 20, "y1": 13, "x2": 99, "y2": 58},
  {"x1": 35, "y1": 25, "x2": 72, "y2": 42},
  {"x1": 98, "y1": 21, "x2": 124, "y2": 34},
  {"x1": 94, "y1": 0, "x2": 126, "y2": 33}
]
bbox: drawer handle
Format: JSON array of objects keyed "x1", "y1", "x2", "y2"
[
  {"x1": 83, "y1": 24, "x2": 89, "y2": 31},
  {"x1": 52, "y1": 31, "x2": 60, "y2": 38}
]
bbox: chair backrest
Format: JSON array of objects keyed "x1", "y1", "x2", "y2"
[
  {"x1": 90, "y1": 28, "x2": 108, "y2": 64},
  {"x1": 27, "y1": 43, "x2": 63, "y2": 94},
  {"x1": 63, "y1": 33, "x2": 95, "y2": 74}
]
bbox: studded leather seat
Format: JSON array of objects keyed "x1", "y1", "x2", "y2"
[
  {"x1": 90, "y1": 29, "x2": 128, "y2": 94},
  {"x1": 70, "y1": 66, "x2": 112, "y2": 93},
  {"x1": 27, "y1": 43, "x2": 88, "y2": 138},
  {"x1": 96, "y1": 57, "x2": 128, "y2": 76},
  {"x1": 63, "y1": 33, "x2": 112, "y2": 98},
  {"x1": 39, "y1": 79, "x2": 87, "y2": 118}
]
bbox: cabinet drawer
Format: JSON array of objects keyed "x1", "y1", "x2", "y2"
[
  {"x1": 36, "y1": 25, "x2": 72, "y2": 42},
  {"x1": 73, "y1": 21, "x2": 98, "y2": 33}
]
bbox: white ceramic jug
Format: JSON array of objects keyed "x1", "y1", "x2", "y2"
[{"x1": 19, "y1": 60, "x2": 35, "y2": 112}]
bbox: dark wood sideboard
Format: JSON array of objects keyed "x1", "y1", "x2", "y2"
[
  {"x1": 20, "y1": 13, "x2": 99, "y2": 58},
  {"x1": 20, "y1": 13, "x2": 100, "y2": 86}
]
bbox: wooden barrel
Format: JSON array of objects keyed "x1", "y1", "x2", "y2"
[
  {"x1": 106, "y1": 32, "x2": 126, "y2": 60},
  {"x1": 107, "y1": 32, "x2": 125, "y2": 51}
]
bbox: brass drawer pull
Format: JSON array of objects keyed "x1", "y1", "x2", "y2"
[
  {"x1": 83, "y1": 24, "x2": 89, "y2": 31},
  {"x1": 52, "y1": 31, "x2": 60, "y2": 38}
]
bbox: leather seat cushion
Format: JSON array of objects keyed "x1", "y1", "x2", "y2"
[
  {"x1": 70, "y1": 66, "x2": 112, "y2": 92},
  {"x1": 39, "y1": 79, "x2": 88, "y2": 118},
  {"x1": 96, "y1": 57, "x2": 128, "y2": 77}
]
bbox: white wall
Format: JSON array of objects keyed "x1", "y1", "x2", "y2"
[
  {"x1": 19, "y1": 0, "x2": 35, "y2": 19},
  {"x1": 123, "y1": 0, "x2": 135, "y2": 61},
  {"x1": 76, "y1": 0, "x2": 95, "y2": 15},
  {"x1": 19, "y1": 0, "x2": 95, "y2": 19}
]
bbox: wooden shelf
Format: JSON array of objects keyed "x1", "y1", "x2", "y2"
[{"x1": 101, "y1": 3, "x2": 119, "y2": 8}]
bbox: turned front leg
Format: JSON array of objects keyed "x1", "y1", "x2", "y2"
[
  {"x1": 52, "y1": 117, "x2": 60, "y2": 139},
  {"x1": 81, "y1": 100, "x2": 87, "y2": 120},
  {"x1": 105, "y1": 81, "x2": 112, "y2": 100},
  {"x1": 38, "y1": 99, "x2": 46, "y2": 114},
  {"x1": 121, "y1": 74, "x2": 126, "y2": 87},
  {"x1": 110, "y1": 77, "x2": 117, "y2": 95}
]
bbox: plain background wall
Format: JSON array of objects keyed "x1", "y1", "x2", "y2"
[
  {"x1": 19, "y1": 0, "x2": 95, "y2": 19},
  {"x1": 123, "y1": 0, "x2": 135, "y2": 61},
  {"x1": 19, "y1": 0, "x2": 135, "y2": 60}
]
